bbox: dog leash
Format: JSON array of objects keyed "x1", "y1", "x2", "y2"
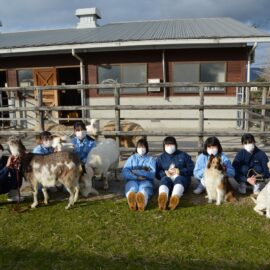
[
  {"x1": 246, "y1": 168, "x2": 265, "y2": 182},
  {"x1": 11, "y1": 157, "x2": 29, "y2": 213}
]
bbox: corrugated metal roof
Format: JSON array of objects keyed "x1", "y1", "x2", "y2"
[{"x1": 0, "y1": 17, "x2": 269, "y2": 49}]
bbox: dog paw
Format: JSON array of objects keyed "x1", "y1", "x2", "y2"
[
  {"x1": 208, "y1": 199, "x2": 212, "y2": 204},
  {"x1": 31, "y1": 203, "x2": 38, "y2": 209},
  {"x1": 216, "y1": 202, "x2": 221, "y2": 206}
]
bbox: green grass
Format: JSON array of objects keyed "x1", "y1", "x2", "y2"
[{"x1": 1, "y1": 194, "x2": 270, "y2": 270}]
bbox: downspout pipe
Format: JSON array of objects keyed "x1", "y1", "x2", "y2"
[
  {"x1": 72, "y1": 48, "x2": 86, "y2": 120},
  {"x1": 247, "y1": 42, "x2": 257, "y2": 82},
  {"x1": 72, "y1": 48, "x2": 85, "y2": 84},
  {"x1": 162, "y1": 50, "x2": 167, "y2": 99}
]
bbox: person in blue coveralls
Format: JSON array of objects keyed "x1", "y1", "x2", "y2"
[
  {"x1": 233, "y1": 133, "x2": 270, "y2": 195},
  {"x1": 122, "y1": 138, "x2": 156, "y2": 211},
  {"x1": 32, "y1": 131, "x2": 54, "y2": 154},
  {"x1": 0, "y1": 144, "x2": 23, "y2": 202},
  {"x1": 71, "y1": 121, "x2": 96, "y2": 165},
  {"x1": 156, "y1": 136, "x2": 194, "y2": 210}
]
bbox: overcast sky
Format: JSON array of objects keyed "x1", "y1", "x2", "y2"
[{"x1": 1, "y1": 0, "x2": 270, "y2": 66}]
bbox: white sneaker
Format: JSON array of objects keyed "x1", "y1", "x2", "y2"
[
  {"x1": 7, "y1": 196, "x2": 24, "y2": 202},
  {"x1": 253, "y1": 184, "x2": 260, "y2": 195},
  {"x1": 193, "y1": 183, "x2": 205, "y2": 194},
  {"x1": 7, "y1": 189, "x2": 24, "y2": 202},
  {"x1": 238, "y1": 182, "x2": 247, "y2": 194}
]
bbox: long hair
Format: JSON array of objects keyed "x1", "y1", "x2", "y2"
[{"x1": 202, "y1": 136, "x2": 222, "y2": 156}]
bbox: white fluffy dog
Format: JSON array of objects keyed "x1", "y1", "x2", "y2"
[{"x1": 204, "y1": 155, "x2": 236, "y2": 205}]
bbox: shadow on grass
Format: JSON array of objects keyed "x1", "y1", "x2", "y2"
[{"x1": 0, "y1": 246, "x2": 268, "y2": 270}]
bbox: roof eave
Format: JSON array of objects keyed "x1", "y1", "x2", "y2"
[{"x1": 1, "y1": 37, "x2": 270, "y2": 56}]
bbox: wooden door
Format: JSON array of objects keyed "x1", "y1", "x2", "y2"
[{"x1": 33, "y1": 68, "x2": 58, "y2": 107}]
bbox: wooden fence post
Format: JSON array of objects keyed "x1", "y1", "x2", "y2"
[
  {"x1": 260, "y1": 87, "x2": 267, "y2": 144},
  {"x1": 198, "y1": 85, "x2": 204, "y2": 151},
  {"x1": 37, "y1": 89, "x2": 44, "y2": 132},
  {"x1": 114, "y1": 86, "x2": 120, "y2": 147},
  {"x1": 6, "y1": 82, "x2": 16, "y2": 128},
  {"x1": 244, "y1": 87, "x2": 250, "y2": 131}
]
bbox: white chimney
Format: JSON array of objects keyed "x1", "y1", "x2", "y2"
[{"x1": 75, "y1": 8, "x2": 101, "y2": 29}]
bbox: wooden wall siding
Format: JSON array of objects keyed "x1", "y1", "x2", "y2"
[
  {"x1": 2, "y1": 47, "x2": 247, "y2": 97},
  {"x1": 83, "y1": 50, "x2": 162, "y2": 64},
  {"x1": 0, "y1": 54, "x2": 79, "y2": 69},
  {"x1": 85, "y1": 50, "x2": 164, "y2": 98},
  {"x1": 165, "y1": 47, "x2": 248, "y2": 62},
  {"x1": 226, "y1": 60, "x2": 247, "y2": 95},
  {"x1": 7, "y1": 69, "x2": 17, "y2": 87},
  {"x1": 167, "y1": 48, "x2": 247, "y2": 97}
]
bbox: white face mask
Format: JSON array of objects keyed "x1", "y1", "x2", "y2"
[
  {"x1": 43, "y1": 140, "x2": 52, "y2": 148},
  {"x1": 165, "y1": 145, "x2": 176, "y2": 155},
  {"x1": 137, "y1": 147, "x2": 146, "y2": 156},
  {"x1": 0, "y1": 150, "x2": 3, "y2": 159},
  {"x1": 207, "y1": 147, "x2": 218, "y2": 156},
  {"x1": 244, "y1": 143, "x2": 255, "y2": 153},
  {"x1": 76, "y1": 130, "x2": 87, "y2": 140}
]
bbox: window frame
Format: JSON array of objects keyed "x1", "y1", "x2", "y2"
[
  {"x1": 97, "y1": 63, "x2": 148, "y2": 95},
  {"x1": 172, "y1": 61, "x2": 227, "y2": 94}
]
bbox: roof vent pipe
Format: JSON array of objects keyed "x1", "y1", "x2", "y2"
[{"x1": 75, "y1": 8, "x2": 101, "y2": 29}]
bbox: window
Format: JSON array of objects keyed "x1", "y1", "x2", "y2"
[
  {"x1": 121, "y1": 64, "x2": 147, "y2": 94},
  {"x1": 200, "y1": 63, "x2": 225, "y2": 92},
  {"x1": 98, "y1": 64, "x2": 147, "y2": 94},
  {"x1": 173, "y1": 63, "x2": 199, "y2": 92},
  {"x1": 17, "y1": 69, "x2": 34, "y2": 87},
  {"x1": 98, "y1": 65, "x2": 120, "y2": 94},
  {"x1": 173, "y1": 62, "x2": 226, "y2": 93}
]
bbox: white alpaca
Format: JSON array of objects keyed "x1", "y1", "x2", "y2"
[
  {"x1": 252, "y1": 181, "x2": 270, "y2": 218},
  {"x1": 52, "y1": 135, "x2": 74, "y2": 152},
  {"x1": 51, "y1": 135, "x2": 98, "y2": 197},
  {"x1": 86, "y1": 119, "x2": 100, "y2": 137},
  {"x1": 85, "y1": 138, "x2": 120, "y2": 190}
]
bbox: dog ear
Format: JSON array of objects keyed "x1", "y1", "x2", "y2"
[{"x1": 207, "y1": 155, "x2": 214, "y2": 168}]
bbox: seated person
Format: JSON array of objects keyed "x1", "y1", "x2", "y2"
[
  {"x1": 122, "y1": 139, "x2": 156, "y2": 211},
  {"x1": 193, "y1": 136, "x2": 235, "y2": 194},
  {"x1": 233, "y1": 133, "x2": 270, "y2": 195},
  {"x1": 32, "y1": 131, "x2": 54, "y2": 154},
  {"x1": 71, "y1": 121, "x2": 96, "y2": 165},
  {"x1": 0, "y1": 144, "x2": 23, "y2": 202},
  {"x1": 156, "y1": 136, "x2": 194, "y2": 210}
]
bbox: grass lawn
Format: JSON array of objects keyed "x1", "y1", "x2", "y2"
[{"x1": 0, "y1": 193, "x2": 270, "y2": 270}]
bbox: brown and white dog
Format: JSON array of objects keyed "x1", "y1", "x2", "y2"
[{"x1": 204, "y1": 155, "x2": 236, "y2": 205}]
